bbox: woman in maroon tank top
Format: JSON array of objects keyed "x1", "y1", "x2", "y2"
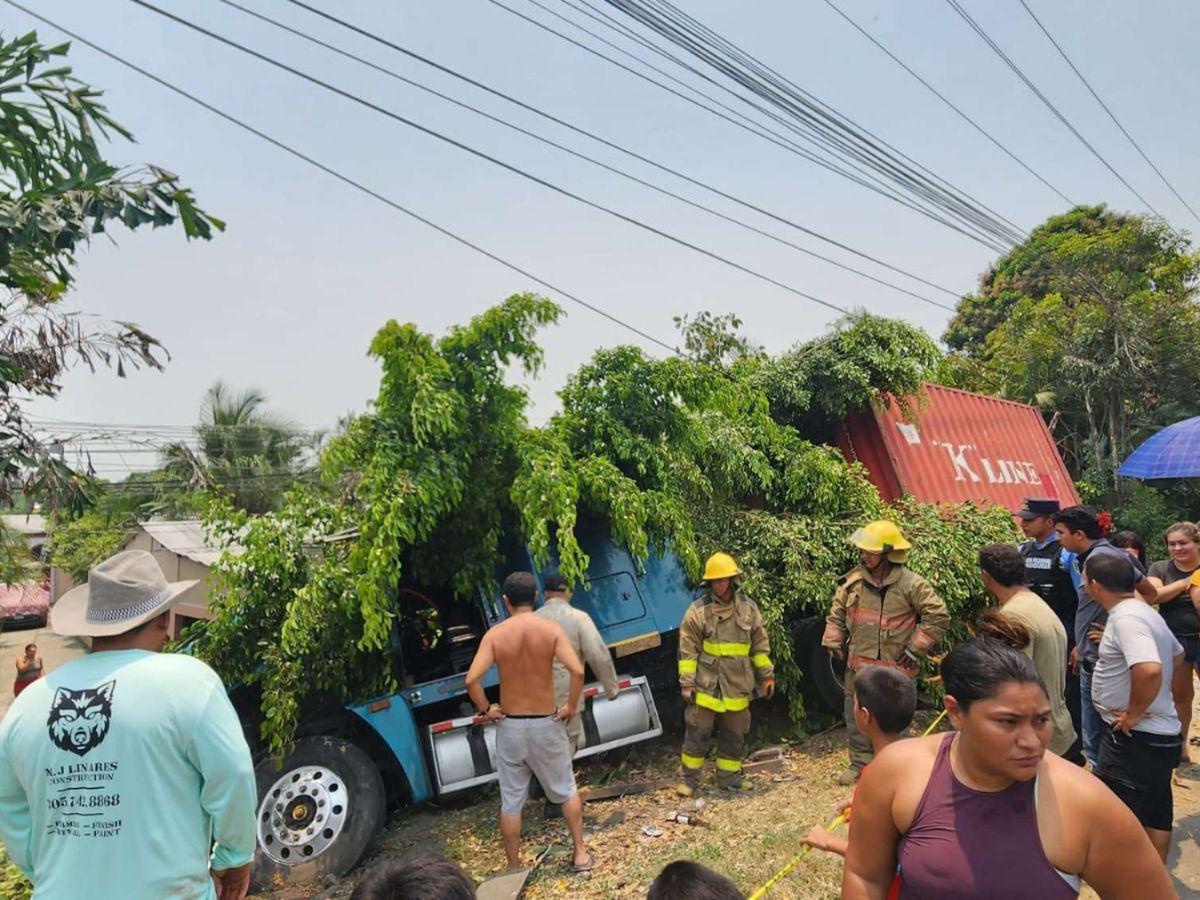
[{"x1": 842, "y1": 638, "x2": 1175, "y2": 899}]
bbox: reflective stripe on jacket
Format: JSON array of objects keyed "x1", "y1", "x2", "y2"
[
  {"x1": 822, "y1": 565, "x2": 949, "y2": 670},
  {"x1": 678, "y1": 588, "x2": 773, "y2": 711}
]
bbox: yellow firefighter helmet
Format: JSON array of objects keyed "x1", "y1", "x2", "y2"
[
  {"x1": 850, "y1": 520, "x2": 912, "y2": 562},
  {"x1": 701, "y1": 552, "x2": 742, "y2": 581}
]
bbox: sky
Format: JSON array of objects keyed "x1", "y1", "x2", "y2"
[{"x1": 8, "y1": 0, "x2": 1200, "y2": 477}]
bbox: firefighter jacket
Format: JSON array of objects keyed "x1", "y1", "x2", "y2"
[
  {"x1": 677, "y1": 589, "x2": 773, "y2": 713},
  {"x1": 821, "y1": 565, "x2": 949, "y2": 672}
]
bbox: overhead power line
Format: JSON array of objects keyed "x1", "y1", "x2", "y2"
[
  {"x1": 592, "y1": 0, "x2": 1025, "y2": 248},
  {"x1": 275, "y1": 0, "x2": 962, "y2": 301},
  {"x1": 2, "y1": 1, "x2": 679, "y2": 356},
  {"x1": 943, "y1": 0, "x2": 1163, "y2": 218},
  {"x1": 219, "y1": 0, "x2": 950, "y2": 311},
  {"x1": 1016, "y1": 0, "x2": 1200, "y2": 225},
  {"x1": 515, "y1": 0, "x2": 1007, "y2": 250},
  {"x1": 819, "y1": 0, "x2": 1072, "y2": 206},
  {"x1": 481, "y1": 0, "x2": 1011, "y2": 252},
  {"x1": 125, "y1": 0, "x2": 857, "y2": 317},
  {"x1": 567, "y1": 0, "x2": 1024, "y2": 250},
  {"x1": 533, "y1": 0, "x2": 1017, "y2": 250}
]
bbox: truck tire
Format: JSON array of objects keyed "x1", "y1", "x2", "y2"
[
  {"x1": 796, "y1": 617, "x2": 845, "y2": 715},
  {"x1": 251, "y1": 736, "x2": 385, "y2": 889}
]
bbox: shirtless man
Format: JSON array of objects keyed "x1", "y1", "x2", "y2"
[{"x1": 466, "y1": 571, "x2": 591, "y2": 872}]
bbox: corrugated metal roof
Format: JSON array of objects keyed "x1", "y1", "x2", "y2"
[
  {"x1": 131, "y1": 520, "x2": 240, "y2": 567},
  {"x1": 837, "y1": 384, "x2": 1080, "y2": 510}
]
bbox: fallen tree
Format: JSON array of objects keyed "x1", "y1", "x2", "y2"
[{"x1": 195, "y1": 295, "x2": 1015, "y2": 752}]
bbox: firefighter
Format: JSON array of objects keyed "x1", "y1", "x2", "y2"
[
  {"x1": 676, "y1": 552, "x2": 774, "y2": 797},
  {"x1": 822, "y1": 520, "x2": 949, "y2": 785}
]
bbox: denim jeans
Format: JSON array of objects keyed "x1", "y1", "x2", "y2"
[{"x1": 1079, "y1": 660, "x2": 1102, "y2": 766}]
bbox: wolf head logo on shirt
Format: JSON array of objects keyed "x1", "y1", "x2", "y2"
[{"x1": 47, "y1": 682, "x2": 115, "y2": 756}]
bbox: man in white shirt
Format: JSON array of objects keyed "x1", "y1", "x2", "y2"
[{"x1": 1083, "y1": 552, "x2": 1185, "y2": 862}]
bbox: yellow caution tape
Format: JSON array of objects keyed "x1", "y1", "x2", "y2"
[
  {"x1": 922, "y1": 708, "x2": 947, "y2": 736},
  {"x1": 748, "y1": 811, "x2": 849, "y2": 900},
  {"x1": 747, "y1": 708, "x2": 949, "y2": 898}
]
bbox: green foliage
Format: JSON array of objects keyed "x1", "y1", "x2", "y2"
[
  {"x1": 0, "y1": 32, "x2": 220, "y2": 521},
  {"x1": 756, "y1": 313, "x2": 942, "y2": 441},
  {"x1": 0, "y1": 517, "x2": 34, "y2": 585},
  {"x1": 46, "y1": 510, "x2": 129, "y2": 580},
  {"x1": 0, "y1": 845, "x2": 31, "y2": 900},
  {"x1": 199, "y1": 300, "x2": 1016, "y2": 752},
  {"x1": 162, "y1": 382, "x2": 313, "y2": 515},
  {"x1": 941, "y1": 205, "x2": 1200, "y2": 505},
  {"x1": 673, "y1": 311, "x2": 763, "y2": 368},
  {"x1": 0, "y1": 32, "x2": 221, "y2": 297},
  {"x1": 1108, "y1": 481, "x2": 1189, "y2": 550},
  {"x1": 200, "y1": 295, "x2": 563, "y2": 753}
]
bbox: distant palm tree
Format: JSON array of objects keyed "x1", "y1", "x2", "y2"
[{"x1": 162, "y1": 382, "x2": 314, "y2": 514}]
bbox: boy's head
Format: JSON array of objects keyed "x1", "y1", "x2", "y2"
[
  {"x1": 349, "y1": 852, "x2": 474, "y2": 900},
  {"x1": 646, "y1": 861, "x2": 741, "y2": 900},
  {"x1": 853, "y1": 666, "x2": 917, "y2": 739}
]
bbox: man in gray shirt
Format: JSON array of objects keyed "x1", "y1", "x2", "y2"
[
  {"x1": 1083, "y1": 553, "x2": 1184, "y2": 862},
  {"x1": 535, "y1": 571, "x2": 620, "y2": 753},
  {"x1": 1053, "y1": 506, "x2": 1156, "y2": 765}
]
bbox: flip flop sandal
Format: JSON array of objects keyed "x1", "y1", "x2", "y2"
[{"x1": 572, "y1": 854, "x2": 595, "y2": 873}]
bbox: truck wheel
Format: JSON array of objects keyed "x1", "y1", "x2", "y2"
[
  {"x1": 797, "y1": 618, "x2": 845, "y2": 715},
  {"x1": 252, "y1": 736, "x2": 385, "y2": 889}
]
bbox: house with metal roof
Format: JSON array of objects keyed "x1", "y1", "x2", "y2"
[
  {"x1": 50, "y1": 519, "x2": 241, "y2": 640},
  {"x1": 118, "y1": 520, "x2": 242, "y2": 638}
]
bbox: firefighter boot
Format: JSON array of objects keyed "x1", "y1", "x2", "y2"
[
  {"x1": 679, "y1": 704, "x2": 715, "y2": 796},
  {"x1": 713, "y1": 708, "x2": 751, "y2": 793}
]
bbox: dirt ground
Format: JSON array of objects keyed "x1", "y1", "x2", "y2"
[
  {"x1": 254, "y1": 704, "x2": 1200, "y2": 899},
  {"x1": 0, "y1": 624, "x2": 87, "y2": 718}
]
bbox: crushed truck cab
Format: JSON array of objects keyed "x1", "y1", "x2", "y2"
[{"x1": 246, "y1": 523, "x2": 693, "y2": 888}]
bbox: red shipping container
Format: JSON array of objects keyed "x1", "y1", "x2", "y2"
[{"x1": 836, "y1": 384, "x2": 1079, "y2": 510}]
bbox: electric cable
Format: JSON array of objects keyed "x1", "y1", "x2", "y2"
[
  {"x1": 124, "y1": 0, "x2": 856, "y2": 315},
  {"x1": 1017, "y1": 0, "x2": 1200, "y2": 225},
  {"x1": 481, "y1": 0, "x2": 1011, "y2": 251},
  {"x1": 597, "y1": 0, "x2": 1025, "y2": 246},
  {"x1": 277, "y1": 0, "x2": 965, "y2": 298},
  {"x1": 1, "y1": 0, "x2": 679, "y2": 354},
  {"x1": 820, "y1": 0, "x2": 1072, "y2": 206},
  {"x1": 944, "y1": 0, "x2": 1162, "y2": 218},
  {"x1": 216, "y1": 0, "x2": 952, "y2": 310}
]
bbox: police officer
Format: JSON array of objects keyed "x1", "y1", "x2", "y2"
[
  {"x1": 822, "y1": 521, "x2": 949, "y2": 784},
  {"x1": 676, "y1": 552, "x2": 774, "y2": 797},
  {"x1": 1017, "y1": 497, "x2": 1082, "y2": 761}
]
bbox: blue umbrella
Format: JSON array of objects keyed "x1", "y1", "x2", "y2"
[{"x1": 1119, "y1": 415, "x2": 1200, "y2": 479}]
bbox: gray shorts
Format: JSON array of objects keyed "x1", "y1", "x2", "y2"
[{"x1": 496, "y1": 715, "x2": 576, "y2": 814}]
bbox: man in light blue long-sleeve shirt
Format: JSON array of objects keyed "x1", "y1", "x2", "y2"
[{"x1": 0, "y1": 550, "x2": 256, "y2": 899}]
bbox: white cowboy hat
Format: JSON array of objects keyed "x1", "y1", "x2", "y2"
[{"x1": 51, "y1": 549, "x2": 199, "y2": 638}]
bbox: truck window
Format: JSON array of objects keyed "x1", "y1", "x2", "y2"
[{"x1": 393, "y1": 586, "x2": 489, "y2": 687}]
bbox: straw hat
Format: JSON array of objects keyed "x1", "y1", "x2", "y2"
[{"x1": 51, "y1": 550, "x2": 199, "y2": 638}]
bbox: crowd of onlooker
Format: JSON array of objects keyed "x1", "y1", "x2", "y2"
[
  {"x1": 1, "y1": 499, "x2": 1194, "y2": 898},
  {"x1": 349, "y1": 502, "x2": 1192, "y2": 898}
]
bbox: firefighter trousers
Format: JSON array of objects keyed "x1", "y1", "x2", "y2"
[
  {"x1": 844, "y1": 669, "x2": 875, "y2": 772},
  {"x1": 680, "y1": 703, "x2": 751, "y2": 787}
]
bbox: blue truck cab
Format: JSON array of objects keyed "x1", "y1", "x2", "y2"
[{"x1": 246, "y1": 522, "x2": 694, "y2": 887}]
